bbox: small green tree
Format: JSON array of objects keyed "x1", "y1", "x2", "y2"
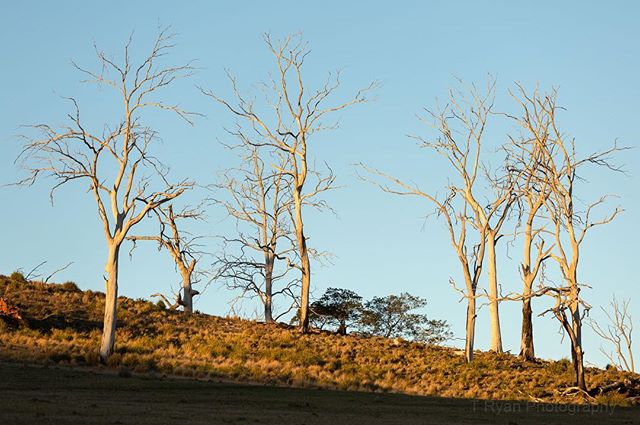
[
  {"x1": 359, "y1": 293, "x2": 452, "y2": 344},
  {"x1": 310, "y1": 288, "x2": 363, "y2": 335}
]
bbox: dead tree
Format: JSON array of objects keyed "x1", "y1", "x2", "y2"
[
  {"x1": 506, "y1": 84, "x2": 556, "y2": 361},
  {"x1": 214, "y1": 145, "x2": 299, "y2": 322},
  {"x1": 203, "y1": 33, "x2": 375, "y2": 332},
  {"x1": 17, "y1": 29, "x2": 195, "y2": 360},
  {"x1": 525, "y1": 88, "x2": 625, "y2": 390},
  {"x1": 589, "y1": 296, "x2": 635, "y2": 373},
  {"x1": 128, "y1": 204, "x2": 205, "y2": 314},
  {"x1": 359, "y1": 167, "x2": 484, "y2": 362},
  {"x1": 361, "y1": 79, "x2": 516, "y2": 357}
]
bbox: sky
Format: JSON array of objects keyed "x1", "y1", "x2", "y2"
[{"x1": 1, "y1": 1, "x2": 638, "y2": 367}]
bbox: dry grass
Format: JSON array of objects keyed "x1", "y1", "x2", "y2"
[{"x1": 1, "y1": 275, "x2": 638, "y2": 406}]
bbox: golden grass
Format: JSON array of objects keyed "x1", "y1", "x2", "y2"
[{"x1": 1, "y1": 275, "x2": 637, "y2": 405}]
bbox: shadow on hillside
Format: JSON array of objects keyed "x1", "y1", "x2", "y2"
[
  {"x1": 25, "y1": 314, "x2": 102, "y2": 333},
  {"x1": 1, "y1": 363, "x2": 639, "y2": 425}
]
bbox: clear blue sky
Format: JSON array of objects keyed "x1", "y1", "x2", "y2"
[{"x1": 1, "y1": 1, "x2": 638, "y2": 366}]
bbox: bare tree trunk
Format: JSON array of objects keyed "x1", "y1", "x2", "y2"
[
  {"x1": 264, "y1": 255, "x2": 274, "y2": 323},
  {"x1": 571, "y1": 301, "x2": 586, "y2": 390},
  {"x1": 520, "y1": 295, "x2": 535, "y2": 360},
  {"x1": 181, "y1": 267, "x2": 193, "y2": 315},
  {"x1": 465, "y1": 295, "x2": 476, "y2": 362},
  {"x1": 520, "y1": 296, "x2": 535, "y2": 360},
  {"x1": 518, "y1": 217, "x2": 541, "y2": 361},
  {"x1": 567, "y1": 326, "x2": 586, "y2": 390},
  {"x1": 100, "y1": 243, "x2": 120, "y2": 362},
  {"x1": 572, "y1": 342, "x2": 586, "y2": 390},
  {"x1": 298, "y1": 240, "x2": 311, "y2": 333},
  {"x1": 293, "y1": 181, "x2": 312, "y2": 333},
  {"x1": 557, "y1": 288, "x2": 587, "y2": 390},
  {"x1": 486, "y1": 235, "x2": 503, "y2": 352}
]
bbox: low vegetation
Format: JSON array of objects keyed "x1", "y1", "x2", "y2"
[{"x1": 1, "y1": 275, "x2": 638, "y2": 406}]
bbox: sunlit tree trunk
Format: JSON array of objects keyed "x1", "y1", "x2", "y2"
[
  {"x1": 486, "y1": 233, "x2": 502, "y2": 352},
  {"x1": 465, "y1": 295, "x2": 477, "y2": 362},
  {"x1": 294, "y1": 180, "x2": 312, "y2": 332},
  {"x1": 180, "y1": 263, "x2": 194, "y2": 314},
  {"x1": 100, "y1": 243, "x2": 120, "y2": 361}
]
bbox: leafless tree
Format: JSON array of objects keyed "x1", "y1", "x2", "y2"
[
  {"x1": 128, "y1": 204, "x2": 205, "y2": 314},
  {"x1": 16, "y1": 29, "x2": 195, "y2": 360},
  {"x1": 360, "y1": 79, "x2": 516, "y2": 358},
  {"x1": 214, "y1": 144, "x2": 299, "y2": 322},
  {"x1": 522, "y1": 88, "x2": 626, "y2": 390},
  {"x1": 589, "y1": 296, "x2": 635, "y2": 373},
  {"x1": 357, "y1": 166, "x2": 484, "y2": 363},
  {"x1": 203, "y1": 33, "x2": 375, "y2": 332},
  {"x1": 505, "y1": 84, "x2": 556, "y2": 361}
]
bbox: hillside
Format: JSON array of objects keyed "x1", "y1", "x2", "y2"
[
  {"x1": 1, "y1": 274, "x2": 638, "y2": 407},
  {"x1": 4, "y1": 363, "x2": 640, "y2": 425}
]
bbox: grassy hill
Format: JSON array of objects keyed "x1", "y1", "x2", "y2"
[{"x1": 1, "y1": 274, "x2": 638, "y2": 407}]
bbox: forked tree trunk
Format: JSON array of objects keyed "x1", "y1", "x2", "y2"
[
  {"x1": 486, "y1": 235, "x2": 503, "y2": 352},
  {"x1": 519, "y1": 296, "x2": 535, "y2": 360},
  {"x1": 465, "y1": 295, "x2": 477, "y2": 362},
  {"x1": 557, "y1": 294, "x2": 587, "y2": 390},
  {"x1": 99, "y1": 243, "x2": 120, "y2": 362}
]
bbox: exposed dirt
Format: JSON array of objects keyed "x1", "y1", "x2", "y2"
[{"x1": 1, "y1": 362, "x2": 638, "y2": 425}]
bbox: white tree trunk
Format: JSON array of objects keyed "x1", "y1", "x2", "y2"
[
  {"x1": 486, "y1": 235, "x2": 503, "y2": 352},
  {"x1": 99, "y1": 243, "x2": 120, "y2": 362},
  {"x1": 298, "y1": 237, "x2": 311, "y2": 332},
  {"x1": 293, "y1": 187, "x2": 311, "y2": 333},
  {"x1": 181, "y1": 270, "x2": 193, "y2": 315},
  {"x1": 465, "y1": 295, "x2": 477, "y2": 362}
]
